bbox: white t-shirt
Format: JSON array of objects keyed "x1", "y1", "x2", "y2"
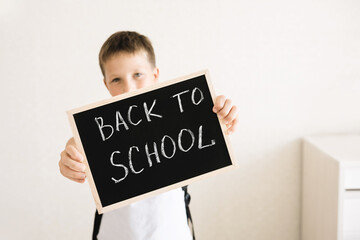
[{"x1": 96, "y1": 188, "x2": 192, "y2": 240}]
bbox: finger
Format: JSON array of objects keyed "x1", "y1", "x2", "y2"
[
  {"x1": 68, "y1": 176, "x2": 86, "y2": 184},
  {"x1": 217, "y1": 99, "x2": 232, "y2": 119},
  {"x1": 60, "y1": 151, "x2": 86, "y2": 172},
  {"x1": 226, "y1": 117, "x2": 239, "y2": 134},
  {"x1": 223, "y1": 105, "x2": 238, "y2": 124},
  {"x1": 213, "y1": 95, "x2": 226, "y2": 113},
  {"x1": 59, "y1": 162, "x2": 87, "y2": 180},
  {"x1": 65, "y1": 145, "x2": 84, "y2": 162}
]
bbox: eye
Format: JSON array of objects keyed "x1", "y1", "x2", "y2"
[
  {"x1": 134, "y1": 73, "x2": 143, "y2": 78},
  {"x1": 111, "y1": 78, "x2": 120, "y2": 83}
]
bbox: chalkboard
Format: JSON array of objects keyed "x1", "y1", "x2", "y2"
[{"x1": 67, "y1": 70, "x2": 236, "y2": 213}]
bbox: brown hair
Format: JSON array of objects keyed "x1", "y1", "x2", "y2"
[{"x1": 99, "y1": 31, "x2": 156, "y2": 77}]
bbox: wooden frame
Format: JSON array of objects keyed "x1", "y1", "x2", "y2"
[{"x1": 67, "y1": 69, "x2": 237, "y2": 214}]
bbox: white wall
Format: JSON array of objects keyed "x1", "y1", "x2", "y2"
[{"x1": 1, "y1": 0, "x2": 359, "y2": 239}]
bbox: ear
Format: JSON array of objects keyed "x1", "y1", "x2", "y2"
[{"x1": 153, "y1": 67, "x2": 160, "y2": 83}]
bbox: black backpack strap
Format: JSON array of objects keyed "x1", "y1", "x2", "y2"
[
  {"x1": 92, "y1": 210, "x2": 103, "y2": 240},
  {"x1": 182, "y1": 186, "x2": 196, "y2": 240}
]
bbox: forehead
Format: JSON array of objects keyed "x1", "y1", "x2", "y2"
[{"x1": 104, "y1": 51, "x2": 151, "y2": 72}]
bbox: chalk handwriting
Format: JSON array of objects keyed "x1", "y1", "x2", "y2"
[
  {"x1": 172, "y1": 87, "x2": 205, "y2": 113},
  {"x1": 95, "y1": 99, "x2": 162, "y2": 141},
  {"x1": 95, "y1": 117, "x2": 114, "y2": 141},
  {"x1": 110, "y1": 124, "x2": 216, "y2": 183},
  {"x1": 144, "y1": 99, "x2": 163, "y2": 121},
  {"x1": 110, "y1": 151, "x2": 129, "y2": 183}
]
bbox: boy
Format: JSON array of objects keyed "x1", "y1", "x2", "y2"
[{"x1": 59, "y1": 31, "x2": 238, "y2": 240}]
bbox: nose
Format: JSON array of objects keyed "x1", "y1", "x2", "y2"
[{"x1": 123, "y1": 78, "x2": 137, "y2": 92}]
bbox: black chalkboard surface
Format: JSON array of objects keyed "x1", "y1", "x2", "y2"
[{"x1": 67, "y1": 70, "x2": 236, "y2": 213}]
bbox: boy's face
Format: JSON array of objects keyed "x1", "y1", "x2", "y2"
[{"x1": 103, "y1": 51, "x2": 159, "y2": 96}]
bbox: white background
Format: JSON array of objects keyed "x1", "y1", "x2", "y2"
[{"x1": 0, "y1": 0, "x2": 359, "y2": 239}]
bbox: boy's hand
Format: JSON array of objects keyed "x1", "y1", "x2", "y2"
[
  {"x1": 213, "y1": 95, "x2": 238, "y2": 134},
  {"x1": 59, "y1": 137, "x2": 87, "y2": 183}
]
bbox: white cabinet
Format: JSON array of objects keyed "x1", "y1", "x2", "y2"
[{"x1": 302, "y1": 134, "x2": 360, "y2": 240}]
